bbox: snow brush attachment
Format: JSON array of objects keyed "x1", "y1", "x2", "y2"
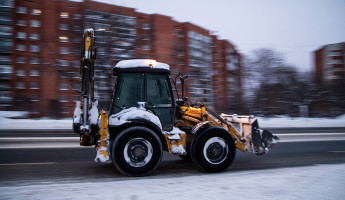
[
  {"x1": 220, "y1": 114, "x2": 279, "y2": 155},
  {"x1": 251, "y1": 120, "x2": 279, "y2": 155}
]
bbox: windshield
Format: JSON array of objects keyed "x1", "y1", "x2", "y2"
[{"x1": 111, "y1": 73, "x2": 144, "y2": 114}]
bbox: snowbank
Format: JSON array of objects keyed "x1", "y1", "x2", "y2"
[
  {"x1": 0, "y1": 111, "x2": 29, "y2": 119},
  {"x1": 0, "y1": 117, "x2": 72, "y2": 130},
  {"x1": 0, "y1": 163, "x2": 344, "y2": 199},
  {"x1": 258, "y1": 114, "x2": 345, "y2": 128}
]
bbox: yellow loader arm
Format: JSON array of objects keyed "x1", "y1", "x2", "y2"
[{"x1": 177, "y1": 101, "x2": 279, "y2": 155}]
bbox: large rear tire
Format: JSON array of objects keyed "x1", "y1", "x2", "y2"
[
  {"x1": 191, "y1": 126, "x2": 236, "y2": 172},
  {"x1": 112, "y1": 126, "x2": 163, "y2": 176}
]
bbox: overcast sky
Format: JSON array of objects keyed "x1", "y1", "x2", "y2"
[{"x1": 96, "y1": 0, "x2": 345, "y2": 72}]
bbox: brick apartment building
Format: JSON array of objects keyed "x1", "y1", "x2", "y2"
[
  {"x1": 314, "y1": 42, "x2": 345, "y2": 85},
  {"x1": 1, "y1": 0, "x2": 242, "y2": 117},
  {"x1": 0, "y1": 0, "x2": 13, "y2": 111}
]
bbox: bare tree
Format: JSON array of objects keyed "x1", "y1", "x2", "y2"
[{"x1": 242, "y1": 48, "x2": 285, "y2": 115}]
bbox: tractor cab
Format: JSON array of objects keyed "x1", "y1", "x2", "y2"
[{"x1": 110, "y1": 59, "x2": 175, "y2": 131}]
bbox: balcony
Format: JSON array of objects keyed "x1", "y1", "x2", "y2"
[{"x1": 0, "y1": 46, "x2": 11, "y2": 53}]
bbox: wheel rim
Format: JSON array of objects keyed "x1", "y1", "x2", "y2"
[
  {"x1": 203, "y1": 137, "x2": 228, "y2": 164},
  {"x1": 123, "y1": 138, "x2": 153, "y2": 167}
]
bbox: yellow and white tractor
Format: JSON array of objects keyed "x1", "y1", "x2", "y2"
[{"x1": 73, "y1": 29, "x2": 279, "y2": 176}]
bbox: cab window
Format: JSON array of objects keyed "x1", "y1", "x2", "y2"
[
  {"x1": 146, "y1": 74, "x2": 172, "y2": 107},
  {"x1": 112, "y1": 73, "x2": 144, "y2": 114}
]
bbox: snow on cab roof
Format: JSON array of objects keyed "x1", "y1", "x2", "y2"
[{"x1": 114, "y1": 59, "x2": 170, "y2": 71}]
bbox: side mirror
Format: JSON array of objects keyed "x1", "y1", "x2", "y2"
[
  {"x1": 179, "y1": 75, "x2": 188, "y2": 83},
  {"x1": 179, "y1": 74, "x2": 188, "y2": 99}
]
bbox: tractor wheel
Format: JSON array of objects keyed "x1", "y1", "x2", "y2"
[
  {"x1": 191, "y1": 126, "x2": 236, "y2": 172},
  {"x1": 112, "y1": 126, "x2": 163, "y2": 176}
]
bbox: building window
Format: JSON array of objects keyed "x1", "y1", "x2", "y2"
[
  {"x1": 16, "y1": 44, "x2": 26, "y2": 51},
  {"x1": 16, "y1": 82, "x2": 25, "y2": 89},
  {"x1": 16, "y1": 57, "x2": 26, "y2": 63},
  {"x1": 61, "y1": 107, "x2": 69, "y2": 114},
  {"x1": 58, "y1": 59, "x2": 68, "y2": 66},
  {"x1": 16, "y1": 32, "x2": 26, "y2": 39},
  {"x1": 0, "y1": 1, "x2": 13, "y2": 7},
  {"x1": 142, "y1": 24, "x2": 151, "y2": 29},
  {"x1": 60, "y1": 12, "x2": 69, "y2": 18},
  {"x1": 142, "y1": 35, "x2": 150, "y2": 41},
  {"x1": 59, "y1": 95, "x2": 68, "y2": 102},
  {"x1": 31, "y1": 95, "x2": 39, "y2": 101},
  {"x1": 30, "y1": 82, "x2": 39, "y2": 89},
  {"x1": 30, "y1": 45, "x2": 40, "y2": 52},
  {"x1": 30, "y1": 57, "x2": 40, "y2": 64},
  {"x1": 59, "y1": 36, "x2": 69, "y2": 42},
  {"x1": 16, "y1": 95, "x2": 25, "y2": 101},
  {"x1": 30, "y1": 70, "x2": 39, "y2": 76},
  {"x1": 142, "y1": 45, "x2": 150, "y2": 51},
  {"x1": 30, "y1": 20, "x2": 40, "y2": 27},
  {"x1": 16, "y1": 70, "x2": 26, "y2": 77},
  {"x1": 0, "y1": 26, "x2": 12, "y2": 37},
  {"x1": 16, "y1": 19, "x2": 26, "y2": 26},
  {"x1": 73, "y1": 14, "x2": 81, "y2": 20},
  {"x1": 60, "y1": 83, "x2": 68, "y2": 90},
  {"x1": 60, "y1": 47, "x2": 69, "y2": 54},
  {"x1": 29, "y1": 33, "x2": 40, "y2": 40},
  {"x1": 15, "y1": 70, "x2": 25, "y2": 77},
  {"x1": 72, "y1": 60, "x2": 79, "y2": 68},
  {"x1": 16, "y1": 6, "x2": 27, "y2": 14},
  {"x1": 72, "y1": 25, "x2": 81, "y2": 32},
  {"x1": 0, "y1": 91, "x2": 11, "y2": 102},
  {"x1": 31, "y1": 9, "x2": 42, "y2": 15},
  {"x1": 59, "y1": 24, "x2": 69, "y2": 30},
  {"x1": 0, "y1": 55, "x2": 11, "y2": 63}
]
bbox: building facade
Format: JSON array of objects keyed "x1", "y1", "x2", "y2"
[
  {"x1": 4, "y1": 0, "x2": 242, "y2": 117},
  {"x1": 314, "y1": 42, "x2": 345, "y2": 85}
]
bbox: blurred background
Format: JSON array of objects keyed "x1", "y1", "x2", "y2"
[{"x1": 0, "y1": 0, "x2": 344, "y2": 119}]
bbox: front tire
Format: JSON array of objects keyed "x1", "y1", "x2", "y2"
[
  {"x1": 191, "y1": 126, "x2": 236, "y2": 172},
  {"x1": 112, "y1": 126, "x2": 163, "y2": 176}
]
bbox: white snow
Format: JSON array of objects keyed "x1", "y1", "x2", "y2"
[
  {"x1": 166, "y1": 126, "x2": 185, "y2": 140},
  {"x1": 73, "y1": 101, "x2": 81, "y2": 124},
  {"x1": 0, "y1": 111, "x2": 29, "y2": 119},
  {"x1": 0, "y1": 163, "x2": 344, "y2": 199},
  {"x1": 167, "y1": 134, "x2": 182, "y2": 140},
  {"x1": 171, "y1": 144, "x2": 186, "y2": 155},
  {"x1": 88, "y1": 100, "x2": 99, "y2": 125},
  {"x1": 108, "y1": 107, "x2": 162, "y2": 130},
  {"x1": 114, "y1": 59, "x2": 170, "y2": 70}
]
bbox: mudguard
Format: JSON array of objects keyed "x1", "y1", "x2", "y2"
[{"x1": 108, "y1": 106, "x2": 162, "y2": 133}]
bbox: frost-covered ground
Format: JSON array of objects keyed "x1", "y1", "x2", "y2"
[
  {"x1": 1, "y1": 111, "x2": 344, "y2": 199},
  {"x1": 1, "y1": 163, "x2": 344, "y2": 200},
  {"x1": 1, "y1": 111, "x2": 344, "y2": 130}
]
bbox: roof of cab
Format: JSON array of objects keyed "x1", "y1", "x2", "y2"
[{"x1": 113, "y1": 59, "x2": 170, "y2": 74}]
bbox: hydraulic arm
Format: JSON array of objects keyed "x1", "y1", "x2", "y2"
[{"x1": 73, "y1": 28, "x2": 99, "y2": 145}]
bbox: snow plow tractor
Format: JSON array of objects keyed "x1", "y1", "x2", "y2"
[{"x1": 73, "y1": 29, "x2": 279, "y2": 176}]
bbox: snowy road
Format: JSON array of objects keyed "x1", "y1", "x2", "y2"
[
  {"x1": 1, "y1": 130, "x2": 345, "y2": 199},
  {"x1": 0, "y1": 140, "x2": 345, "y2": 199}
]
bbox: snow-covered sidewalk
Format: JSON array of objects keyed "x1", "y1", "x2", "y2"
[
  {"x1": 257, "y1": 115, "x2": 345, "y2": 128},
  {"x1": 1, "y1": 163, "x2": 344, "y2": 200}
]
